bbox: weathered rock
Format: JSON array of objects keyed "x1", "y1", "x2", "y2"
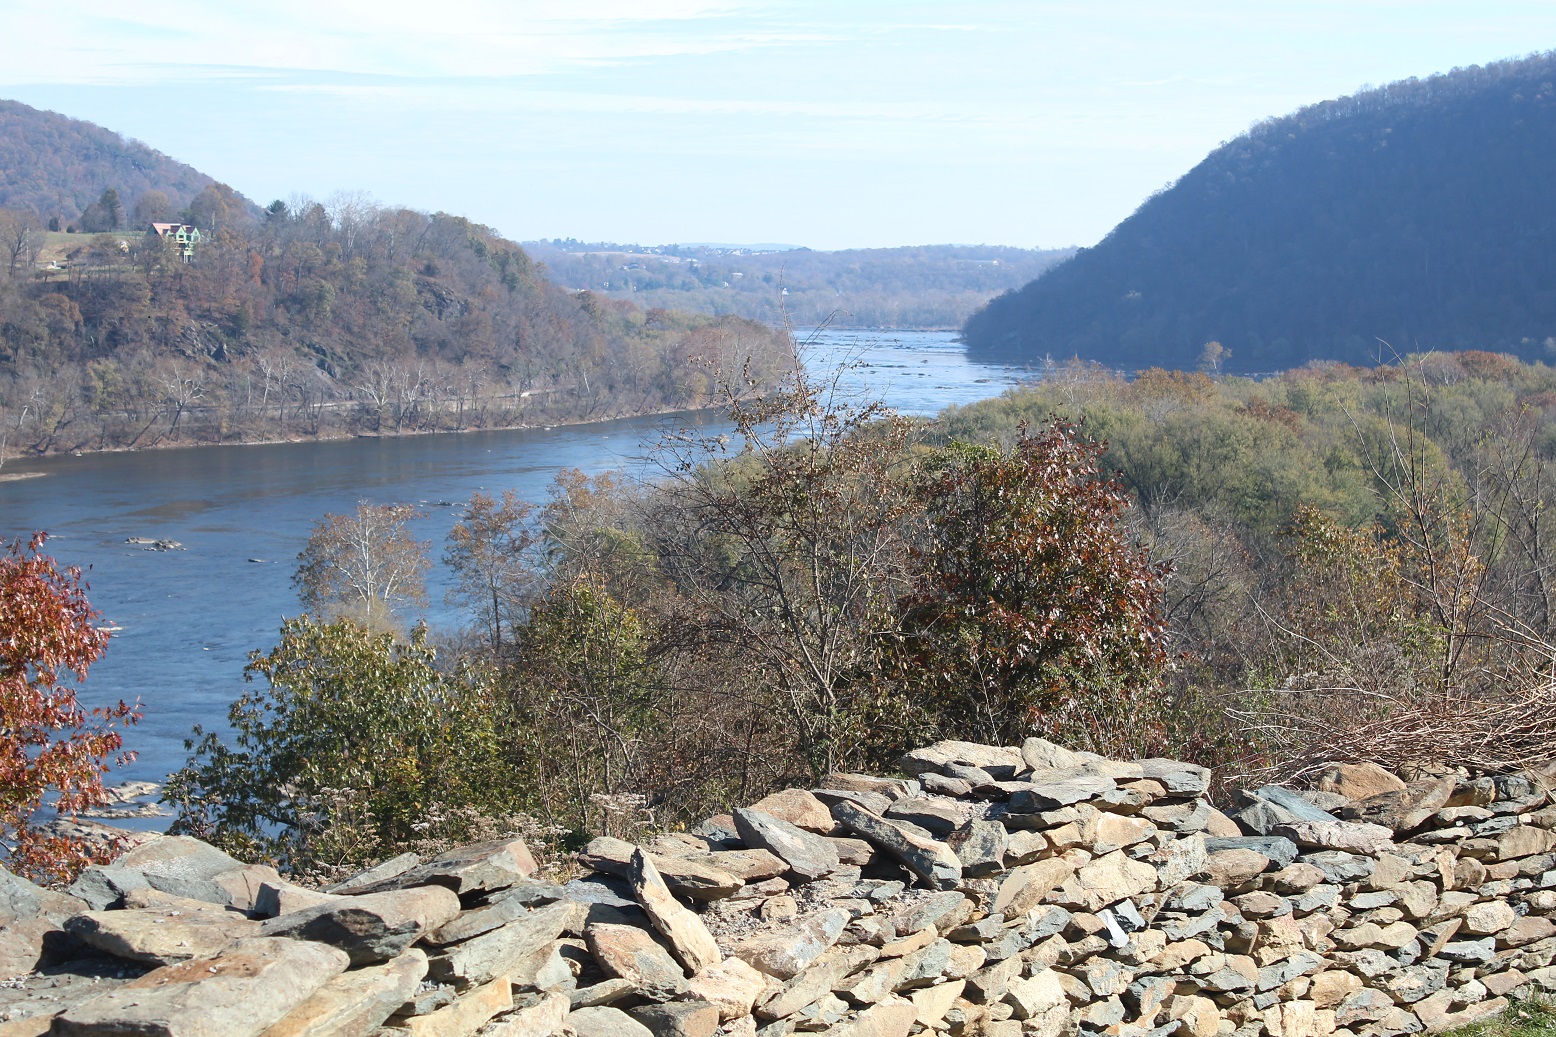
[
  {"x1": 109, "y1": 837, "x2": 281, "y2": 912},
  {"x1": 830, "y1": 800, "x2": 962, "y2": 889},
  {"x1": 426, "y1": 889, "x2": 546, "y2": 946},
  {"x1": 64, "y1": 906, "x2": 256, "y2": 966},
  {"x1": 1198, "y1": 849, "x2": 1271, "y2": 887},
  {"x1": 582, "y1": 837, "x2": 746, "y2": 900},
  {"x1": 628, "y1": 850, "x2": 722, "y2": 973},
  {"x1": 630, "y1": 1001, "x2": 721, "y2": 1037},
  {"x1": 731, "y1": 907, "x2": 850, "y2": 978},
  {"x1": 687, "y1": 849, "x2": 790, "y2": 883},
  {"x1": 884, "y1": 797, "x2": 979, "y2": 838},
  {"x1": 253, "y1": 881, "x2": 341, "y2": 919},
  {"x1": 754, "y1": 947, "x2": 855, "y2": 1020},
  {"x1": 1273, "y1": 820, "x2": 1396, "y2": 856},
  {"x1": 1317, "y1": 762, "x2": 1407, "y2": 802},
  {"x1": 818, "y1": 996, "x2": 918, "y2": 1037},
  {"x1": 67, "y1": 862, "x2": 151, "y2": 910},
  {"x1": 427, "y1": 900, "x2": 578, "y2": 987},
  {"x1": 898, "y1": 742, "x2": 1023, "y2": 780},
  {"x1": 1301, "y1": 850, "x2": 1374, "y2": 884},
  {"x1": 734, "y1": 808, "x2": 841, "y2": 881},
  {"x1": 1021, "y1": 737, "x2": 1083, "y2": 772},
  {"x1": 487, "y1": 992, "x2": 572, "y2": 1037},
  {"x1": 1248, "y1": 786, "x2": 1339, "y2": 822},
  {"x1": 1461, "y1": 899, "x2": 1517, "y2": 935},
  {"x1": 1344, "y1": 778, "x2": 1456, "y2": 833},
  {"x1": 585, "y1": 922, "x2": 689, "y2": 1002},
  {"x1": 947, "y1": 819, "x2": 1007, "y2": 876},
  {"x1": 0, "y1": 866, "x2": 90, "y2": 979},
  {"x1": 687, "y1": 956, "x2": 767, "y2": 1020},
  {"x1": 1203, "y1": 836, "x2": 1298, "y2": 869},
  {"x1": 1056, "y1": 850, "x2": 1157, "y2": 911},
  {"x1": 570, "y1": 1006, "x2": 657, "y2": 1037},
  {"x1": 750, "y1": 790, "x2": 838, "y2": 834},
  {"x1": 354, "y1": 837, "x2": 537, "y2": 897},
  {"x1": 325, "y1": 851, "x2": 422, "y2": 895},
  {"x1": 261, "y1": 948, "x2": 428, "y2": 1037},
  {"x1": 909, "y1": 979, "x2": 966, "y2": 1029},
  {"x1": 571, "y1": 979, "x2": 638, "y2": 1009},
  {"x1": 262, "y1": 884, "x2": 460, "y2": 964},
  {"x1": 990, "y1": 859, "x2": 1073, "y2": 916},
  {"x1": 1133, "y1": 759, "x2": 1212, "y2": 796},
  {"x1": 53, "y1": 936, "x2": 350, "y2": 1037},
  {"x1": 1008, "y1": 777, "x2": 1115, "y2": 812}
]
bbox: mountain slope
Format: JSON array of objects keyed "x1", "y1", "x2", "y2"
[
  {"x1": 963, "y1": 53, "x2": 1556, "y2": 371},
  {"x1": 0, "y1": 99, "x2": 224, "y2": 225}
]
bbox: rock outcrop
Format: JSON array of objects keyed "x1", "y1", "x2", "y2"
[{"x1": 2, "y1": 739, "x2": 1555, "y2": 1037}]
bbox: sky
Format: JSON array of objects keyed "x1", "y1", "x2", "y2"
[{"x1": 3, "y1": 2, "x2": 1555, "y2": 250}]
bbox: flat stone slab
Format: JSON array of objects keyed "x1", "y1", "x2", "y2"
[
  {"x1": 830, "y1": 801, "x2": 961, "y2": 889},
  {"x1": 427, "y1": 899, "x2": 578, "y2": 986},
  {"x1": 64, "y1": 906, "x2": 258, "y2": 967},
  {"x1": 731, "y1": 908, "x2": 851, "y2": 978},
  {"x1": 581, "y1": 837, "x2": 745, "y2": 900},
  {"x1": 260, "y1": 947, "x2": 427, "y2": 1037},
  {"x1": 53, "y1": 936, "x2": 349, "y2": 1037},
  {"x1": 628, "y1": 850, "x2": 722, "y2": 973},
  {"x1": 262, "y1": 884, "x2": 461, "y2": 964},
  {"x1": 585, "y1": 922, "x2": 689, "y2": 1002},
  {"x1": 350, "y1": 837, "x2": 537, "y2": 897},
  {"x1": 733, "y1": 808, "x2": 840, "y2": 881}
]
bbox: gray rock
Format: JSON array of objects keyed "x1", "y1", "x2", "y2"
[
  {"x1": 68, "y1": 862, "x2": 150, "y2": 910},
  {"x1": 897, "y1": 741, "x2": 1024, "y2": 780},
  {"x1": 1133, "y1": 759, "x2": 1211, "y2": 796},
  {"x1": 1203, "y1": 836, "x2": 1299, "y2": 868},
  {"x1": 1301, "y1": 851, "x2": 1375, "y2": 884},
  {"x1": 324, "y1": 851, "x2": 421, "y2": 894},
  {"x1": 831, "y1": 800, "x2": 962, "y2": 889},
  {"x1": 731, "y1": 907, "x2": 850, "y2": 978},
  {"x1": 64, "y1": 907, "x2": 256, "y2": 966},
  {"x1": 1007, "y1": 777, "x2": 1114, "y2": 812},
  {"x1": 426, "y1": 888, "x2": 545, "y2": 945},
  {"x1": 630, "y1": 1001, "x2": 722, "y2": 1037},
  {"x1": 888, "y1": 891, "x2": 969, "y2": 936},
  {"x1": 1437, "y1": 938, "x2": 1496, "y2": 963},
  {"x1": 1139, "y1": 799, "x2": 1213, "y2": 833},
  {"x1": 571, "y1": 978, "x2": 639, "y2": 1008},
  {"x1": 582, "y1": 836, "x2": 746, "y2": 899},
  {"x1": 53, "y1": 936, "x2": 350, "y2": 1037},
  {"x1": 0, "y1": 864, "x2": 90, "y2": 977},
  {"x1": 110, "y1": 836, "x2": 280, "y2": 910},
  {"x1": 571, "y1": 1006, "x2": 658, "y2": 1037},
  {"x1": 1161, "y1": 882, "x2": 1223, "y2": 913},
  {"x1": 1020, "y1": 737, "x2": 1083, "y2": 772},
  {"x1": 734, "y1": 808, "x2": 841, "y2": 881},
  {"x1": 1249, "y1": 786, "x2": 1337, "y2": 822},
  {"x1": 262, "y1": 948, "x2": 428, "y2": 1037},
  {"x1": 349, "y1": 837, "x2": 537, "y2": 898},
  {"x1": 946, "y1": 820, "x2": 1007, "y2": 876},
  {"x1": 629, "y1": 849, "x2": 722, "y2": 973},
  {"x1": 262, "y1": 885, "x2": 461, "y2": 964},
  {"x1": 883, "y1": 797, "x2": 977, "y2": 838},
  {"x1": 811, "y1": 788, "x2": 896, "y2": 818},
  {"x1": 427, "y1": 899, "x2": 578, "y2": 986}
]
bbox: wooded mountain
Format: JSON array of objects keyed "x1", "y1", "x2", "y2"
[
  {"x1": 0, "y1": 100, "x2": 226, "y2": 228},
  {"x1": 526, "y1": 241, "x2": 1073, "y2": 330},
  {"x1": 0, "y1": 105, "x2": 788, "y2": 458},
  {"x1": 963, "y1": 52, "x2": 1556, "y2": 372}
]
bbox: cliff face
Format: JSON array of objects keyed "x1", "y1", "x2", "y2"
[
  {"x1": 6, "y1": 737, "x2": 1555, "y2": 1035},
  {"x1": 964, "y1": 52, "x2": 1556, "y2": 372}
]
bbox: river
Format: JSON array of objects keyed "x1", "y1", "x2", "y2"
[{"x1": 0, "y1": 329, "x2": 1039, "y2": 798}]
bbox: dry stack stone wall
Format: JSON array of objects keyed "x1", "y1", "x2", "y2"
[{"x1": 3, "y1": 738, "x2": 1556, "y2": 1037}]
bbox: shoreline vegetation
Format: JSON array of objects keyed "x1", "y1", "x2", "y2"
[{"x1": 0, "y1": 191, "x2": 794, "y2": 469}]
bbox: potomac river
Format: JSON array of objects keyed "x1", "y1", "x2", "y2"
[{"x1": 0, "y1": 330, "x2": 1040, "y2": 791}]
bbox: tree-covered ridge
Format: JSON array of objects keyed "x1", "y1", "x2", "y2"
[
  {"x1": 964, "y1": 51, "x2": 1556, "y2": 372},
  {"x1": 526, "y1": 241, "x2": 1074, "y2": 330},
  {"x1": 0, "y1": 198, "x2": 791, "y2": 456},
  {"x1": 0, "y1": 100, "x2": 228, "y2": 229}
]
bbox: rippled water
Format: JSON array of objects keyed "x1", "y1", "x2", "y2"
[{"x1": 0, "y1": 330, "x2": 1034, "y2": 788}]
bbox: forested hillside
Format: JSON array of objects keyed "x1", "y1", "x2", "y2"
[
  {"x1": 526, "y1": 241, "x2": 1073, "y2": 329},
  {"x1": 0, "y1": 200, "x2": 789, "y2": 457},
  {"x1": 0, "y1": 100, "x2": 226, "y2": 229},
  {"x1": 964, "y1": 52, "x2": 1556, "y2": 372}
]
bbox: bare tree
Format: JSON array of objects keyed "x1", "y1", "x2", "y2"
[
  {"x1": 294, "y1": 502, "x2": 430, "y2": 630},
  {"x1": 0, "y1": 209, "x2": 43, "y2": 279}
]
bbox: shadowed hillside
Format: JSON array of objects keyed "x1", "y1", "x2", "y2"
[{"x1": 964, "y1": 53, "x2": 1556, "y2": 371}]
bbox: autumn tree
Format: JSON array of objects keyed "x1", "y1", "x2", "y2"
[
  {"x1": 294, "y1": 502, "x2": 429, "y2": 630},
  {"x1": 886, "y1": 421, "x2": 1171, "y2": 754},
  {"x1": 0, "y1": 534, "x2": 139, "y2": 883},
  {"x1": 445, "y1": 490, "x2": 538, "y2": 652}
]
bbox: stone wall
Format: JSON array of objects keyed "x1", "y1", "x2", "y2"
[{"x1": 3, "y1": 737, "x2": 1555, "y2": 1037}]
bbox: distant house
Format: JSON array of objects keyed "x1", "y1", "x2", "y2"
[{"x1": 148, "y1": 222, "x2": 202, "y2": 261}]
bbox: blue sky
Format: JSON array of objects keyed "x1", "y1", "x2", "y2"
[{"x1": 4, "y1": 2, "x2": 1555, "y2": 249}]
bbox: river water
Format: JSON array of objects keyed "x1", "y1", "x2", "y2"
[{"x1": 0, "y1": 330, "x2": 1037, "y2": 792}]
